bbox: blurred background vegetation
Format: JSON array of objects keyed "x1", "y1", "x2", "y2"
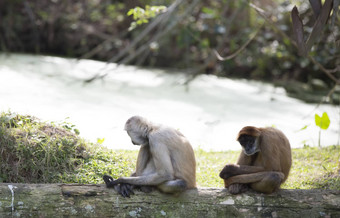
[{"x1": 0, "y1": 0, "x2": 339, "y2": 103}]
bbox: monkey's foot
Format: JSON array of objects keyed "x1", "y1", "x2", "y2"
[{"x1": 228, "y1": 183, "x2": 248, "y2": 195}]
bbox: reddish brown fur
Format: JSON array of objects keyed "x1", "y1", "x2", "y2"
[
  {"x1": 220, "y1": 126, "x2": 292, "y2": 194},
  {"x1": 237, "y1": 126, "x2": 261, "y2": 139}
]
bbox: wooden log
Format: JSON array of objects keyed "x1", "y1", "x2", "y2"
[{"x1": 0, "y1": 183, "x2": 339, "y2": 217}]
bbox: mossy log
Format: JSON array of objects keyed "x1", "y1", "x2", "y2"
[{"x1": 0, "y1": 184, "x2": 339, "y2": 217}]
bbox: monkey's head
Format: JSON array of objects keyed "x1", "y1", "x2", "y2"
[
  {"x1": 237, "y1": 126, "x2": 261, "y2": 156},
  {"x1": 124, "y1": 116, "x2": 151, "y2": 146}
]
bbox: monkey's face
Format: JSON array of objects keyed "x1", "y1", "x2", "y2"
[
  {"x1": 238, "y1": 135, "x2": 260, "y2": 156},
  {"x1": 125, "y1": 125, "x2": 149, "y2": 146},
  {"x1": 126, "y1": 130, "x2": 148, "y2": 145},
  {"x1": 124, "y1": 116, "x2": 150, "y2": 146}
]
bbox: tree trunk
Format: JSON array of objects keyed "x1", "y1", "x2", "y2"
[{"x1": 0, "y1": 183, "x2": 339, "y2": 217}]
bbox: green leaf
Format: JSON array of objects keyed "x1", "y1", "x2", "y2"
[
  {"x1": 127, "y1": 9, "x2": 134, "y2": 16},
  {"x1": 299, "y1": 125, "x2": 309, "y2": 131},
  {"x1": 315, "y1": 112, "x2": 330, "y2": 130},
  {"x1": 97, "y1": 138, "x2": 105, "y2": 144},
  {"x1": 127, "y1": 5, "x2": 166, "y2": 30},
  {"x1": 74, "y1": 129, "x2": 80, "y2": 135},
  {"x1": 202, "y1": 7, "x2": 215, "y2": 16}
]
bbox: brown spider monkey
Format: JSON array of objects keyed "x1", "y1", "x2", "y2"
[{"x1": 220, "y1": 126, "x2": 292, "y2": 194}]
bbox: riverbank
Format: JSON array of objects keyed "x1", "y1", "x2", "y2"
[{"x1": 1, "y1": 112, "x2": 338, "y2": 189}]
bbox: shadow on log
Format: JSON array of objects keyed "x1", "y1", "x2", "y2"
[{"x1": 0, "y1": 183, "x2": 339, "y2": 217}]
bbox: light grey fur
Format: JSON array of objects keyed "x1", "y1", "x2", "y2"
[{"x1": 117, "y1": 116, "x2": 196, "y2": 193}]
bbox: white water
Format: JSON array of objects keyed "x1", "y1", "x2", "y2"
[{"x1": 0, "y1": 53, "x2": 338, "y2": 150}]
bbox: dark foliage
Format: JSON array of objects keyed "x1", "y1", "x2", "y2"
[{"x1": 0, "y1": 0, "x2": 339, "y2": 103}]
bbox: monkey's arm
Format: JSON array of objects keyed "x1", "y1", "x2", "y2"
[
  {"x1": 116, "y1": 142, "x2": 175, "y2": 186},
  {"x1": 223, "y1": 171, "x2": 285, "y2": 187},
  {"x1": 115, "y1": 173, "x2": 168, "y2": 186},
  {"x1": 134, "y1": 145, "x2": 150, "y2": 176},
  {"x1": 219, "y1": 164, "x2": 266, "y2": 180}
]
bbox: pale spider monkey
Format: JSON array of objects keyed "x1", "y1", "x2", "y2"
[
  {"x1": 220, "y1": 126, "x2": 292, "y2": 194},
  {"x1": 103, "y1": 116, "x2": 196, "y2": 197}
]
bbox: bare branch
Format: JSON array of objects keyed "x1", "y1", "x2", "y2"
[
  {"x1": 308, "y1": 55, "x2": 340, "y2": 84},
  {"x1": 214, "y1": 25, "x2": 262, "y2": 61}
]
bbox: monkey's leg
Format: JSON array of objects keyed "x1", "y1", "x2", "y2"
[
  {"x1": 134, "y1": 185, "x2": 154, "y2": 193},
  {"x1": 228, "y1": 183, "x2": 249, "y2": 195},
  {"x1": 224, "y1": 171, "x2": 284, "y2": 187},
  {"x1": 157, "y1": 179, "x2": 187, "y2": 194},
  {"x1": 225, "y1": 172, "x2": 284, "y2": 194},
  {"x1": 250, "y1": 172, "x2": 284, "y2": 194},
  {"x1": 220, "y1": 164, "x2": 265, "y2": 180},
  {"x1": 117, "y1": 183, "x2": 135, "y2": 197}
]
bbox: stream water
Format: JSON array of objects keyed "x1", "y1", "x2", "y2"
[{"x1": 0, "y1": 53, "x2": 338, "y2": 150}]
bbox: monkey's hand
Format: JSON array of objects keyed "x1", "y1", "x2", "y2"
[
  {"x1": 103, "y1": 175, "x2": 135, "y2": 197},
  {"x1": 228, "y1": 183, "x2": 248, "y2": 195},
  {"x1": 116, "y1": 183, "x2": 135, "y2": 198},
  {"x1": 103, "y1": 175, "x2": 119, "y2": 188},
  {"x1": 219, "y1": 164, "x2": 239, "y2": 180}
]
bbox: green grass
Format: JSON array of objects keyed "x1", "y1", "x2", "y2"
[
  {"x1": 283, "y1": 145, "x2": 339, "y2": 189},
  {"x1": 0, "y1": 112, "x2": 339, "y2": 190},
  {"x1": 195, "y1": 149, "x2": 239, "y2": 188},
  {"x1": 195, "y1": 146, "x2": 339, "y2": 190}
]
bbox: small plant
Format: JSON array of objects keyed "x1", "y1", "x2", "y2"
[
  {"x1": 127, "y1": 5, "x2": 167, "y2": 30},
  {"x1": 0, "y1": 111, "x2": 134, "y2": 184},
  {"x1": 315, "y1": 112, "x2": 330, "y2": 147}
]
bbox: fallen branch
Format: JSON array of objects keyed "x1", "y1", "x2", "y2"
[{"x1": 0, "y1": 183, "x2": 339, "y2": 217}]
